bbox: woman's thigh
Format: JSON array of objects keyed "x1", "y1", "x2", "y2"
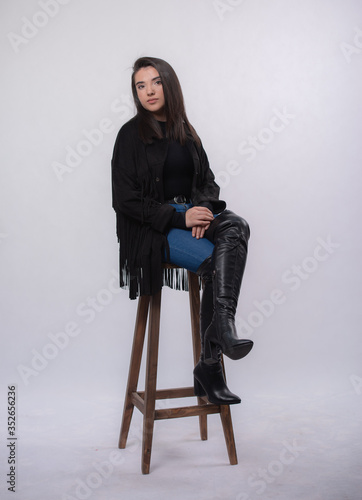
[{"x1": 166, "y1": 227, "x2": 214, "y2": 273}]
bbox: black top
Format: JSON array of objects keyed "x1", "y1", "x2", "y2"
[
  {"x1": 159, "y1": 121, "x2": 194, "y2": 229},
  {"x1": 160, "y1": 123, "x2": 194, "y2": 200}
]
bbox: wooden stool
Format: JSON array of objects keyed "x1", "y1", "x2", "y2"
[{"x1": 118, "y1": 266, "x2": 238, "y2": 474}]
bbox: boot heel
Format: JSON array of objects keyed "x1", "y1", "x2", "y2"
[{"x1": 194, "y1": 378, "x2": 206, "y2": 397}]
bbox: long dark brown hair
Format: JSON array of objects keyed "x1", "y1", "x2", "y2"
[{"x1": 131, "y1": 57, "x2": 200, "y2": 146}]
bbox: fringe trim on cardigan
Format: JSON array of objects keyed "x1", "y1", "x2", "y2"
[
  {"x1": 162, "y1": 266, "x2": 202, "y2": 292},
  {"x1": 119, "y1": 264, "x2": 201, "y2": 298}
]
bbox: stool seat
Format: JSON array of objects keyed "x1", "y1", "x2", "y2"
[{"x1": 118, "y1": 265, "x2": 238, "y2": 474}]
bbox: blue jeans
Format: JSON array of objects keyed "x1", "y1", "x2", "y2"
[{"x1": 165, "y1": 204, "x2": 215, "y2": 273}]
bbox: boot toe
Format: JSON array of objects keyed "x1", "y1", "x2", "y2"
[
  {"x1": 206, "y1": 391, "x2": 241, "y2": 405},
  {"x1": 193, "y1": 361, "x2": 241, "y2": 405},
  {"x1": 224, "y1": 340, "x2": 253, "y2": 361}
]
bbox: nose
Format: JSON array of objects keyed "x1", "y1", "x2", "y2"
[{"x1": 146, "y1": 84, "x2": 155, "y2": 95}]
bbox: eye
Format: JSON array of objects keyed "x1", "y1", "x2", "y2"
[
  {"x1": 137, "y1": 84, "x2": 144, "y2": 90},
  {"x1": 154, "y1": 79, "x2": 162, "y2": 86}
]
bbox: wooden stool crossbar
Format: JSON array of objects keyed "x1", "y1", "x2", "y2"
[{"x1": 118, "y1": 266, "x2": 238, "y2": 474}]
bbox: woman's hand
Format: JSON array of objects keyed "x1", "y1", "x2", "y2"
[
  {"x1": 191, "y1": 224, "x2": 210, "y2": 239},
  {"x1": 185, "y1": 206, "x2": 214, "y2": 239}
]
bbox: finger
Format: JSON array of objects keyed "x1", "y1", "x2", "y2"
[
  {"x1": 196, "y1": 208, "x2": 214, "y2": 219},
  {"x1": 192, "y1": 226, "x2": 196, "y2": 237},
  {"x1": 195, "y1": 214, "x2": 213, "y2": 224},
  {"x1": 196, "y1": 206, "x2": 213, "y2": 215}
]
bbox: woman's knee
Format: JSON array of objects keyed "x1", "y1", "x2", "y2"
[
  {"x1": 238, "y1": 216, "x2": 250, "y2": 241},
  {"x1": 208, "y1": 210, "x2": 250, "y2": 242}
]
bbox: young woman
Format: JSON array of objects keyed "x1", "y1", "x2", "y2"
[{"x1": 112, "y1": 57, "x2": 253, "y2": 405}]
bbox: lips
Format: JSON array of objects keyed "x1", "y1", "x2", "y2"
[{"x1": 147, "y1": 99, "x2": 158, "y2": 104}]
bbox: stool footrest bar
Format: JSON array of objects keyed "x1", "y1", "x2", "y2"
[
  {"x1": 137, "y1": 386, "x2": 195, "y2": 400},
  {"x1": 155, "y1": 404, "x2": 221, "y2": 420},
  {"x1": 131, "y1": 388, "x2": 221, "y2": 420}
]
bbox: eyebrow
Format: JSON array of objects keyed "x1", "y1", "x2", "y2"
[{"x1": 135, "y1": 76, "x2": 161, "y2": 86}]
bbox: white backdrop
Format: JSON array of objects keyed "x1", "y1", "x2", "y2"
[{"x1": 1, "y1": 1, "x2": 361, "y2": 499}]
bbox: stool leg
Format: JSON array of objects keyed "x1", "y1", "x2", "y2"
[
  {"x1": 119, "y1": 295, "x2": 150, "y2": 449},
  {"x1": 219, "y1": 354, "x2": 238, "y2": 464},
  {"x1": 220, "y1": 404, "x2": 238, "y2": 465},
  {"x1": 142, "y1": 290, "x2": 162, "y2": 474},
  {"x1": 188, "y1": 271, "x2": 208, "y2": 441}
]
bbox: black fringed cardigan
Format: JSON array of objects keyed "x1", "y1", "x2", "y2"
[{"x1": 111, "y1": 116, "x2": 226, "y2": 299}]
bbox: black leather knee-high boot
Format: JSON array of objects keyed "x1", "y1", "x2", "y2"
[
  {"x1": 203, "y1": 211, "x2": 254, "y2": 364},
  {"x1": 193, "y1": 257, "x2": 241, "y2": 405}
]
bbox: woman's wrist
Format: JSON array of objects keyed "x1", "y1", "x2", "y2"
[{"x1": 170, "y1": 211, "x2": 187, "y2": 229}]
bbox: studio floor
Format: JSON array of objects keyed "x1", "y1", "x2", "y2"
[{"x1": 4, "y1": 387, "x2": 361, "y2": 500}]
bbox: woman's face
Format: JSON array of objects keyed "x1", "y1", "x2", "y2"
[{"x1": 134, "y1": 66, "x2": 166, "y2": 121}]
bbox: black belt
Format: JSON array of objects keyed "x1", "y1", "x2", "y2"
[{"x1": 165, "y1": 195, "x2": 191, "y2": 204}]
